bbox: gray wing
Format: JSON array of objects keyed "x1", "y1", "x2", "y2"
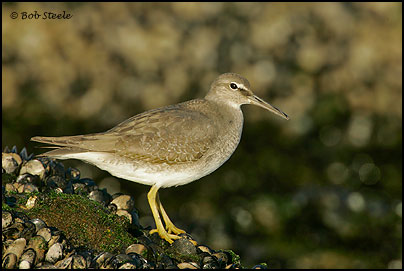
[{"x1": 32, "y1": 103, "x2": 218, "y2": 164}]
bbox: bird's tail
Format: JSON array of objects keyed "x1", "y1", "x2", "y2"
[
  {"x1": 31, "y1": 135, "x2": 83, "y2": 147},
  {"x1": 31, "y1": 136, "x2": 89, "y2": 158}
]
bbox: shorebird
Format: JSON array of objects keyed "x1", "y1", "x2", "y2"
[{"x1": 31, "y1": 73, "x2": 289, "y2": 244}]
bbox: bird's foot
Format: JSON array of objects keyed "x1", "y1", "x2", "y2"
[
  {"x1": 149, "y1": 227, "x2": 197, "y2": 245},
  {"x1": 165, "y1": 222, "x2": 186, "y2": 235},
  {"x1": 149, "y1": 228, "x2": 181, "y2": 244},
  {"x1": 165, "y1": 223, "x2": 198, "y2": 245}
]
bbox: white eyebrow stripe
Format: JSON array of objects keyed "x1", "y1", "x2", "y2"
[{"x1": 232, "y1": 82, "x2": 247, "y2": 90}]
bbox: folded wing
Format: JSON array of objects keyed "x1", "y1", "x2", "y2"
[{"x1": 31, "y1": 103, "x2": 218, "y2": 164}]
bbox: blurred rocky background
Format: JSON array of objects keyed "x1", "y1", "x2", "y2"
[{"x1": 2, "y1": 2, "x2": 402, "y2": 269}]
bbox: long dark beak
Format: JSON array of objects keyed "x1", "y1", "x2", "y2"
[{"x1": 249, "y1": 95, "x2": 289, "y2": 120}]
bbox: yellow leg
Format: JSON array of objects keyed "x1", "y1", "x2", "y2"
[
  {"x1": 156, "y1": 193, "x2": 186, "y2": 235},
  {"x1": 147, "y1": 185, "x2": 180, "y2": 244}
]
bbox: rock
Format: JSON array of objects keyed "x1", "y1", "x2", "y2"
[
  {"x1": 201, "y1": 255, "x2": 220, "y2": 269},
  {"x1": 2, "y1": 211, "x2": 13, "y2": 229},
  {"x1": 25, "y1": 195, "x2": 38, "y2": 209},
  {"x1": 177, "y1": 262, "x2": 200, "y2": 269},
  {"x1": 2, "y1": 152, "x2": 22, "y2": 174},
  {"x1": 3, "y1": 222, "x2": 25, "y2": 240},
  {"x1": 19, "y1": 249, "x2": 36, "y2": 269},
  {"x1": 26, "y1": 235, "x2": 47, "y2": 265},
  {"x1": 88, "y1": 189, "x2": 111, "y2": 205},
  {"x1": 21, "y1": 221, "x2": 36, "y2": 240},
  {"x1": 2, "y1": 253, "x2": 18, "y2": 269},
  {"x1": 56, "y1": 256, "x2": 73, "y2": 269},
  {"x1": 19, "y1": 159, "x2": 45, "y2": 180},
  {"x1": 197, "y1": 245, "x2": 213, "y2": 254},
  {"x1": 2, "y1": 238, "x2": 26, "y2": 268},
  {"x1": 45, "y1": 243, "x2": 63, "y2": 264},
  {"x1": 111, "y1": 195, "x2": 135, "y2": 211},
  {"x1": 171, "y1": 237, "x2": 197, "y2": 256},
  {"x1": 30, "y1": 218, "x2": 47, "y2": 232},
  {"x1": 72, "y1": 254, "x2": 88, "y2": 269},
  {"x1": 118, "y1": 262, "x2": 137, "y2": 269},
  {"x1": 116, "y1": 209, "x2": 133, "y2": 224},
  {"x1": 92, "y1": 252, "x2": 115, "y2": 268},
  {"x1": 37, "y1": 227, "x2": 52, "y2": 242},
  {"x1": 126, "y1": 243, "x2": 148, "y2": 256}
]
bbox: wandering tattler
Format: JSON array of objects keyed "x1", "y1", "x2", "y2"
[{"x1": 31, "y1": 73, "x2": 289, "y2": 244}]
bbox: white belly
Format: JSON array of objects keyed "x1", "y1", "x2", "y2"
[{"x1": 53, "y1": 151, "x2": 223, "y2": 188}]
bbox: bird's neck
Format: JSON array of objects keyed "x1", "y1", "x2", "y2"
[
  {"x1": 202, "y1": 97, "x2": 245, "y2": 168},
  {"x1": 203, "y1": 97, "x2": 244, "y2": 135},
  {"x1": 205, "y1": 91, "x2": 242, "y2": 111}
]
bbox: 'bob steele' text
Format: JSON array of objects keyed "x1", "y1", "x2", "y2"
[{"x1": 21, "y1": 11, "x2": 72, "y2": 20}]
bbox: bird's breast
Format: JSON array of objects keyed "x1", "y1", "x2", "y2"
[{"x1": 203, "y1": 106, "x2": 244, "y2": 170}]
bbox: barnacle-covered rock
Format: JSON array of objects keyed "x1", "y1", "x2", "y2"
[{"x1": 2, "y1": 147, "x2": 253, "y2": 269}]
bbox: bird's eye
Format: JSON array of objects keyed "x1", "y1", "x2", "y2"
[{"x1": 230, "y1": 83, "x2": 238, "y2": 90}]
